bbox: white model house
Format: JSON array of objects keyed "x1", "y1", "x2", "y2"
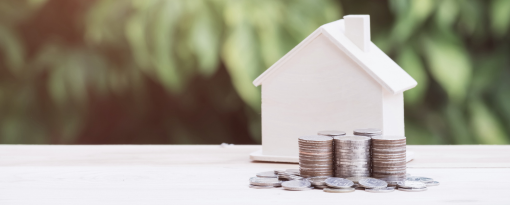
[{"x1": 250, "y1": 15, "x2": 417, "y2": 163}]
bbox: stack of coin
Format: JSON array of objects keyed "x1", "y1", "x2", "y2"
[
  {"x1": 371, "y1": 136, "x2": 406, "y2": 186},
  {"x1": 298, "y1": 136, "x2": 334, "y2": 178},
  {"x1": 353, "y1": 128, "x2": 382, "y2": 138},
  {"x1": 334, "y1": 136, "x2": 371, "y2": 178},
  {"x1": 318, "y1": 130, "x2": 346, "y2": 138}
]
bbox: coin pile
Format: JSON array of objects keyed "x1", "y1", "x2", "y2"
[
  {"x1": 353, "y1": 128, "x2": 382, "y2": 138},
  {"x1": 299, "y1": 136, "x2": 334, "y2": 177},
  {"x1": 249, "y1": 170, "x2": 440, "y2": 193},
  {"x1": 371, "y1": 136, "x2": 407, "y2": 186},
  {"x1": 334, "y1": 136, "x2": 371, "y2": 178}
]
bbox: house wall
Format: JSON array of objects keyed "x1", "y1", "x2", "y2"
[
  {"x1": 261, "y1": 34, "x2": 383, "y2": 157},
  {"x1": 382, "y1": 89, "x2": 405, "y2": 135}
]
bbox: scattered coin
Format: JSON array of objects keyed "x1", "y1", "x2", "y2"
[
  {"x1": 359, "y1": 178, "x2": 388, "y2": 189},
  {"x1": 406, "y1": 176, "x2": 433, "y2": 182},
  {"x1": 250, "y1": 177, "x2": 282, "y2": 187},
  {"x1": 347, "y1": 176, "x2": 373, "y2": 184},
  {"x1": 308, "y1": 176, "x2": 329, "y2": 186},
  {"x1": 398, "y1": 187, "x2": 428, "y2": 192},
  {"x1": 365, "y1": 187, "x2": 395, "y2": 193},
  {"x1": 323, "y1": 187, "x2": 355, "y2": 193},
  {"x1": 249, "y1": 185, "x2": 274, "y2": 189},
  {"x1": 256, "y1": 171, "x2": 278, "y2": 178},
  {"x1": 282, "y1": 180, "x2": 313, "y2": 191},
  {"x1": 397, "y1": 180, "x2": 426, "y2": 189},
  {"x1": 424, "y1": 181, "x2": 440, "y2": 187},
  {"x1": 325, "y1": 177, "x2": 354, "y2": 188}
]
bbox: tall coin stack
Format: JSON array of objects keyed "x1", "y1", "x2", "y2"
[
  {"x1": 353, "y1": 128, "x2": 382, "y2": 138},
  {"x1": 371, "y1": 136, "x2": 407, "y2": 186},
  {"x1": 298, "y1": 136, "x2": 334, "y2": 178},
  {"x1": 333, "y1": 136, "x2": 371, "y2": 178}
]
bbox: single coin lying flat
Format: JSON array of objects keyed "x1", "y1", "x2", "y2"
[
  {"x1": 397, "y1": 180, "x2": 426, "y2": 189},
  {"x1": 325, "y1": 177, "x2": 354, "y2": 188},
  {"x1": 359, "y1": 178, "x2": 388, "y2": 189},
  {"x1": 424, "y1": 181, "x2": 440, "y2": 187},
  {"x1": 256, "y1": 171, "x2": 278, "y2": 178},
  {"x1": 398, "y1": 187, "x2": 428, "y2": 192},
  {"x1": 365, "y1": 187, "x2": 395, "y2": 193},
  {"x1": 250, "y1": 177, "x2": 282, "y2": 187},
  {"x1": 323, "y1": 187, "x2": 355, "y2": 193},
  {"x1": 249, "y1": 185, "x2": 274, "y2": 189},
  {"x1": 282, "y1": 180, "x2": 313, "y2": 191},
  {"x1": 406, "y1": 176, "x2": 433, "y2": 182}
]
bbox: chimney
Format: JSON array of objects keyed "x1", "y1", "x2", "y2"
[{"x1": 344, "y1": 15, "x2": 371, "y2": 52}]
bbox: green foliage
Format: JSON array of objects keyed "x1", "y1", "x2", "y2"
[{"x1": 0, "y1": 0, "x2": 509, "y2": 144}]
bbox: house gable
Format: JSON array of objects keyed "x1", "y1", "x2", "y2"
[{"x1": 253, "y1": 20, "x2": 417, "y2": 95}]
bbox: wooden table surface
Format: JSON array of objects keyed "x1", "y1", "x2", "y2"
[{"x1": 0, "y1": 145, "x2": 509, "y2": 205}]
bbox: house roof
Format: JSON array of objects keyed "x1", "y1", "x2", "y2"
[{"x1": 252, "y1": 20, "x2": 417, "y2": 94}]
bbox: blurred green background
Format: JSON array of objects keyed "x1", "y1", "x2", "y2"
[{"x1": 0, "y1": 0, "x2": 509, "y2": 145}]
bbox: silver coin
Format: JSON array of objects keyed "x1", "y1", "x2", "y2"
[
  {"x1": 274, "y1": 170, "x2": 285, "y2": 174},
  {"x1": 313, "y1": 185, "x2": 329, "y2": 189},
  {"x1": 397, "y1": 180, "x2": 426, "y2": 189},
  {"x1": 249, "y1": 185, "x2": 274, "y2": 189},
  {"x1": 299, "y1": 135, "x2": 334, "y2": 142},
  {"x1": 425, "y1": 181, "x2": 440, "y2": 187},
  {"x1": 288, "y1": 175, "x2": 304, "y2": 180},
  {"x1": 346, "y1": 176, "x2": 374, "y2": 183},
  {"x1": 256, "y1": 171, "x2": 278, "y2": 178},
  {"x1": 282, "y1": 180, "x2": 313, "y2": 191},
  {"x1": 398, "y1": 187, "x2": 427, "y2": 192},
  {"x1": 323, "y1": 187, "x2": 355, "y2": 193},
  {"x1": 359, "y1": 178, "x2": 388, "y2": 188},
  {"x1": 365, "y1": 187, "x2": 395, "y2": 193},
  {"x1": 324, "y1": 177, "x2": 354, "y2": 188},
  {"x1": 250, "y1": 177, "x2": 282, "y2": 186},
  {"x1": 406, "y1": 176, "x2": 433, "y2": 182},
  {"x1": 371, "y1": 135, "x2": 406, "y2": 141},
  {"x1": 308, "y1": 176, "x2": 329, "y2": 185},
  {"x1": 353, "y1": 128, "x2": 382, "y2": 135},
  {"x1": 318, "y1": 130, "x2": 346, "y2": 136}
]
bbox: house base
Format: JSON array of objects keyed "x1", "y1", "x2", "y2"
[{"x1": 250, "y1": 149, "x2": 415, "y2": 163}]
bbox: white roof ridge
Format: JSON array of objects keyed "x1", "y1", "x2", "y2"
[{"x1": 253, "y1": 20, "x2": 417, "y2": 94}]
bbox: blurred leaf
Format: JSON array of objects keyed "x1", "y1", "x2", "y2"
[
  {"x1": 0, "y1": 25, "x2": 24, "y2": 74},
  {"x1": 469, "y1": 100, "x2": 508, "y2": 144},
  {"x1": 150, "y1": 0, "x2": 183, "y2": 92},
  {"x1": 423, "y1": 37, "x2": 472, "y2": 103},
  {"x1": 125, "y1": 13, "x2": 152, "y2": 69},
  {"x1": 435, "y1": 0, "x2": 459, "y2": 28},
  {"x1": 397, "y1": 46, "x2": 427, "y2": 105},
  {"x1": 458, "y1": 0, "x2": 483, "y2": 36},
  {"x1": 445, "y1": 103, "x2": 474, "y2": 144},
  {"x1": 189, "y1": 2, "x2": 221, "y2": 77},
  {"x1": 223, "y1": 22, "x2": 261, "y2": 110},
  {"x1": 490, "y1": 0, "x2": 510, "y2": 37},
  {"x1": 389, "y1": 0, "x2": 435, "y2": 44}
]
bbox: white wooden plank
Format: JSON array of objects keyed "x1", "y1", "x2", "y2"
[{"x1": 0, "y1": 145, "x2": 508, "y2": 204}]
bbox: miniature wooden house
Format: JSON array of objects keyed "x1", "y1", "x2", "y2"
[{"x1": 250, "y1": 15, "x2": 417, "y2": 163}]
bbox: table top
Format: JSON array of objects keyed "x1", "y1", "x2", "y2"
[{"x1": 0, "y1": 145, "x2": 509, "y2": 205}]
